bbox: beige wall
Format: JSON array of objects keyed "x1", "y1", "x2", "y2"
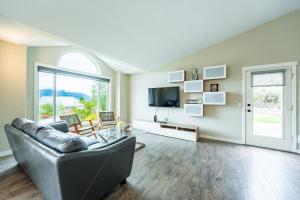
[
  {"x1": 120, "y1": 72, "x2": 129, "y2": 123},
  {"x1": 0, "y1": 40, "x2": 27, "y2": 153},
  {"x1": 26, "y1": 46, "x2": 116, "y2": 120},
  {"x1": 115, "y1": 71, "x2": 129, "y2": 123},
  {"x1": 129, "y1": 10, "x2": 300, "y2": 143}
]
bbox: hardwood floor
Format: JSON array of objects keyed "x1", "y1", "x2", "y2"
[{"x1": 1, "y1": 133, "x2": 300, "y2": 200}]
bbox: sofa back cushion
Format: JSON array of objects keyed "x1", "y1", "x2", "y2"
[
  {"x1": 12, "y1": 118, "x2": 88, "y2": 153},
  {"x1": 12, "y1": 118, "x2": 41, "y2": 137},
  {"x1": 48, "y1": 121, "x2": 69, "y2": 133},
  {"x1": 35, "y1": 126, "x2": 88, "y2": 153},
  {"x1": 12, "y1": 118, "x2": 35, "y2": 130}
]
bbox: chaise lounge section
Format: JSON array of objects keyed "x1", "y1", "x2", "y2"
[{"x1": 4, "y1": 118, "x2": 136, "y2": 200}]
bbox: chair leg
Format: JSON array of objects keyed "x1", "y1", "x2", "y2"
[
  {"x1": 74, "y1": 125, "x2": 80, "y2": 134},
  {"x1": 88, "y1": 120, "x2": 95, "y2": 131}
]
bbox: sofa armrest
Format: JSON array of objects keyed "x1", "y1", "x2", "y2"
[{"x1": 57, "y1": 136, "x2": 136, "y2": 200}]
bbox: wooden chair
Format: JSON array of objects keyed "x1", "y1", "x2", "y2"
[
  {"x1": 98, "y1": 112, "x2": 120, "y2": 129},
  {"x1": 59, "y1": 114, "x2": 97, "y2": 138}
]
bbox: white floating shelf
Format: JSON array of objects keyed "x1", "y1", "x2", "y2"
[
  {"x1": 203, "y1": 92, "x2": 226, "y2": 105},
  {"x1": 184, "y1": 104, "x2": 203, "y2": 116},
  {"x1": 184, "y1": 80, "x2": 203, "y2": 93},
  {"x1": 168, "y1": 70, "x2": 185, "y2": 83},
  {"x1": 203, "y1": 65, "x2": 227, "y2": 80}
]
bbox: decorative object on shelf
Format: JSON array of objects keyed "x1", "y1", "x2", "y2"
[
  {"x1": 210, "y1": 83, "x2": 219, "y2": 92},
  {"x1": 197, "y1": 97, "x2": 203, "y2": 104},
  {"x1": 203, "y1": 92, "x2": 226, "y2": 105},
  {"x1": 186, "y1": 99, "x2": 199, "y2": 104},
  {"x1": 154, "y1": 109, "x2": 158, "y2": 122},
  {"x1": 168, "y1": 70, "x2": 185, "y2": 82},
  {"x1": 123, "y1": 124, "x2": 131, "y2": 132},
  {"x1": 160, "y1": 120, "x2": 168, "y2": 124},
  {"x1": 117, "y1": 120, "x2": 125, "y2": 131},
  {"x1": 184, "y1": 80, "x2": 203, "y2": 93},
  {"x1": 203, "y1": 65, "x2": 227, "y2": 80},
  {"x1": 154, "y1": 114, "x2": 157, "y2": 122},
  {"x1": 184, "y1": 104, "x2": 203, "y2": 117},
  {"x1": 186, "y1": 97, "x2": 202, "y2": 104},
  {"x1": 191, "y1": 69, "x2": 198, "y2": 80}
]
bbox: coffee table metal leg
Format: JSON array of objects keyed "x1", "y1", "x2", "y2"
[{"x1": 98, "y1": 134, "x2": 109, "y2": 143}]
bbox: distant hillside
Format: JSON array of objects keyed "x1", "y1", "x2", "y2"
[{"x1": 39, "y1": 89, "x2": 91, "y2": 100}]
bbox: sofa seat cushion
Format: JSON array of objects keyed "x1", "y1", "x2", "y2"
[{"x1": 35, "y1": 126, "x2": 88, "y2": 153}]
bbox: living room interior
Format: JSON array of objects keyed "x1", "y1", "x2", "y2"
[{"x1": 0, "y1": 1, "x2": 300, "y2": 200}]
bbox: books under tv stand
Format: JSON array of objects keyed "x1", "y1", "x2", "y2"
[{"x1": 133, "y1": 119, "x2": 199, "y2": 142}]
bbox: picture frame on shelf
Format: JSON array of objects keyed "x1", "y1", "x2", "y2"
[{"x1": 210, "y1": 83, "x2": 219, "y2": 92}]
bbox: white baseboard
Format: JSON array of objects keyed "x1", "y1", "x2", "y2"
[
  {"x1": 200, "y1": 134, "x2": 244, "y2": 144},
  {"x1": 0, "y1": 150, "x2": 13, "y2": 157}
]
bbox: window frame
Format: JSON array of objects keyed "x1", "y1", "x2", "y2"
[
  {"x1": 33, "y1": 62, "x2": 111, "y2": 122},
  {"x1": 57, "y1": 51, "x2": 101, "y2": 74}
]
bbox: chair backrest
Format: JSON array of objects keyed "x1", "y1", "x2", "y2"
[
  {"x1": 60, "y1": 114, "x2": 81, "y2": 127},
  {"x1": 99, "y1": 112, "x2": 115, "y2": 122}
]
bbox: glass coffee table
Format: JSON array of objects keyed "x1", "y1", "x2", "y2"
[{"x1": 95, "y1": 127, "x2": 146, "y2": 151}]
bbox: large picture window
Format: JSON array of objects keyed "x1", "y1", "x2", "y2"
[{"x1": 37, "y1": 53, "x2": 110, "y2": 124}]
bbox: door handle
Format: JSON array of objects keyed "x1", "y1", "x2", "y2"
[
  {"x1": 247, "y1": 109, "x2": 251, "y2": 112},
  {"x1": 247, "y1": 104, "x2": 251, "y2": 107}
]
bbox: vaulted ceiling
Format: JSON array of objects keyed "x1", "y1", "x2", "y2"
[{"x1": 0, "y1": 0, "x2": 299, "y2": 73}]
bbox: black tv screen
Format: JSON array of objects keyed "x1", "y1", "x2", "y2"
[{"x1": 148, "y1": 87, "x2": 180, "y2": 107}]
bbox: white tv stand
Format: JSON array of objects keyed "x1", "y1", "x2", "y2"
[{"x1": 133, "y1": 119, "x2": 199, "y2": 142}]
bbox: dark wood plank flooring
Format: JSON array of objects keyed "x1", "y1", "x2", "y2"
[{"x1": 1, "y1": 133, "x2": 300, "y2": 200}]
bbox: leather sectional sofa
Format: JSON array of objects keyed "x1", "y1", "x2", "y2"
[{"x1": 4, "y1": 118, "x2": 136, "y2": 200}]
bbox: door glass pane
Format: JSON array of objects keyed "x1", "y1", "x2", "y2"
[
  {"x1": 252, "y1": 71, "x2": 284, "y2": 87},
  {"x1": 39, "y1": 72, "x2": 54, "y2": 124},
  {"x1": 56, "y1": 75, "x2": 98, "y2": 121},
  {"x1": 252, "y1": 86, "x2": 283, "y2": 138}
]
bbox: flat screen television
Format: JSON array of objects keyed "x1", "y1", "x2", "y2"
[{"x1": 148, "y1": 87, "x2": 180, "y2": 107}]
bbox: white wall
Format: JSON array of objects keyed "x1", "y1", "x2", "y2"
[
  {"x1": 0, "y1": 40, "x2": 27, "y2": 155},
  {"x1": 129, "y1": 10, "x2": 300, "y2": 144},
  {"x1": 26, "y1": 46, "x2": 117, "y2": 120}
]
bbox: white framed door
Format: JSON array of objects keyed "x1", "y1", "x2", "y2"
[{"x1": 243, "y1": 63, "x2": 297, "y2": 151}]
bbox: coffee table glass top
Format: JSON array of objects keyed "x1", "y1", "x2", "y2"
[{"x1": 95, "y1": 127, "x2": 145, "y2": 143}]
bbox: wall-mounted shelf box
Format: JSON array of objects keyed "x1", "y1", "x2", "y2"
[
  {"x1": 184, "y1": 104, "x2": 203, "y2": 116},
  {"x1": 203, "y1": 65, "x2": 227, "y2": 80},
  {"x1": 184, "y1": 80, "x2": 203, "y2": 93},
  {"x1": 133, "y1": 119, "x2": 199, "y2": 142},
  {"x1": 203, "y1": 92, "x2": 226, "y2": 105},
  {"x1": 168, "y1": 70, "x2": 185, "y2": 83}
]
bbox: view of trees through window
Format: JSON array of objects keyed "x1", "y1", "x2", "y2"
[
  {"x1": 38, "y1": 53, "x2": 109, "y2": 124},
  {"x1": 251, "y1": 71, "x2": 284, "y2": 138}
]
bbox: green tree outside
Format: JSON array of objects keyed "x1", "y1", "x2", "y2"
[{"x1": 39, "y1": 83, "x2": 108, "y2": 121}]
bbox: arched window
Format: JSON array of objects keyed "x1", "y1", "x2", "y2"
[
  {"x1": 36, "y1": 52, "x2": 109, "y2": 124},
  {"x1": 58, "y1": 52, "x2": 99, "y2": 74}
]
